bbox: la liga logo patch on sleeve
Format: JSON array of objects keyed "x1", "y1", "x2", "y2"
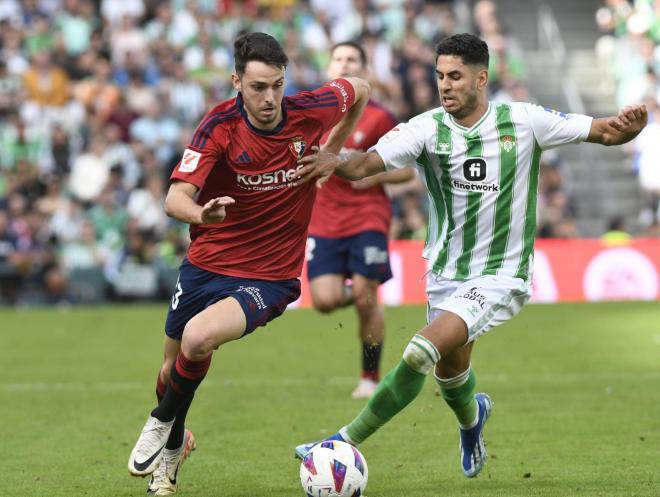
[{"x1": 179, "y1": 148, "x2": 202, "y2": 172}]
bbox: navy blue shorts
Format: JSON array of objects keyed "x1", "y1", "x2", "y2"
[
  {"x1": 306, "y1": 231, "x2": 392, "y2": 283},
  {"x1": 165, "y1": 259, "x2": 301, "y2": 340}
]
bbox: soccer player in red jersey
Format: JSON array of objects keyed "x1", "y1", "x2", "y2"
[
  {"x1": 306, "y1": 42, "x2": 415, "y2": 399},
  {"x1": 127, "y1": 32, "x2": 370, "y2": 494}
]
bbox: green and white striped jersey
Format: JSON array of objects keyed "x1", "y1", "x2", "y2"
[{"x1": 374, "y1": 101, "x2": 592, "y2": 281}]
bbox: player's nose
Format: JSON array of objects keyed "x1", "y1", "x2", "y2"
[{"x1": 264, "y1": 88, "x2": 275, "y2": 104}]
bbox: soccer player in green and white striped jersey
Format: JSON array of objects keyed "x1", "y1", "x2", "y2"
[{"x1": 294, "y1": 33, "x2": 647, "y2": 478}]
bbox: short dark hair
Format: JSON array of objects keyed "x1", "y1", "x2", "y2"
[
  {"x1": 330, "y1": 41, "x2": 367, "y2": 67},
  {"x1": 435, "y1": 33, "x2": 489, "y2": 68},
  {"x1": 234, "y1": 32, "x2": 288, "y2": 76}
]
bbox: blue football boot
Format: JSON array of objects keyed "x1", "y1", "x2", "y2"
[
  {"x1": 294, "y1": 431, "x2": 348, "y2": 460},
  {"x1": 459, "y1": 393, "x2": 493, "y2": 478}
]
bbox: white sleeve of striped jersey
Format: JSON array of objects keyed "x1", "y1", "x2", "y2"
[
  {"x1": 523, "y1": 103, "x2": 593, "y2": 150},
  {"x1": 370, "y1": 116, "x2": 426, "y2": 170}
]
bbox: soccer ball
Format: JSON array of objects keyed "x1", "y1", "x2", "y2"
[{"x1": 299, "y1": 440, "x2": 368, "y2": 497}]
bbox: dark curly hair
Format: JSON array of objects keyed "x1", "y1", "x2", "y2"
[
  {"x1": 435, "y1": 33, "x2": 489, "y2": 68},
  {"x1": 234, "y1": 32, "x2": 289, "y2": 76}
]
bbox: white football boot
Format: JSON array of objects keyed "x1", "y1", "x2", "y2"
[
  {"x1": 147, "y1": 429, "x2": 196, "y2": 495},
  {"x1": 128, "y1": 416, "x2": 174, "y2": 476}
]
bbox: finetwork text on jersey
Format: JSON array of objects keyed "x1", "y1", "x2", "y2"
[{"x1": 452, "y1": 180, "x2": 500, "y2": 192}]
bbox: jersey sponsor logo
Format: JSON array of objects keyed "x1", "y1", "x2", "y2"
[
  {"x1": 462, "y1": 158, "x2": 487, "y2": 181},
  {"x1": 364, "y1": 246, "x2": 388, "y2": 265},
  {"x1": 179, "y1": 148, "x2": 201, "y2": 173},
  {"x1": 236, "y1": 285, "x2": 267, "y2": 310},
  {"x1": 453, "y1": 287, "x2": 486, "y2": 310},
  {"x1": 353, "y1": 130, "x2": 365, "y2": 144},
  {"x1": 329, "y1": 80, "x2": 349, "y2": 112},
  {"x1": 543, "y1": 107, "x2": 568, "y2": 119},
  {"x1": 236, "y1": 165, "x2": 304, "y2": 191},
  {"x1": 289, "y1": 136, "x2": 306, "y2": 159},
  {"x1": 500, "y1": 135, "x2": 516, "y2": 152},
  {"x1": 452, "y1": 180, "x2": 500, "y2": 192}
]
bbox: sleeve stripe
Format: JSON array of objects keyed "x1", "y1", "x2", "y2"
[
  {"x1": 289, "y1": 90, "x2": 334, "y2": 98},
  {"x1": 287, "y1": 91, "x2": 335, "y2": 102},
  {"x1": 286, "y1": 102, "x2": 338, "y2": 110},
  {"x1": 288, "y1": 95, "x2": 337, "y2": 104},
  {"x1": 191, "y1": 110, "x2": 239, "y2": 148},
  {"x1": 195, "y1": 106, "x2": 239, "y2": 134}
]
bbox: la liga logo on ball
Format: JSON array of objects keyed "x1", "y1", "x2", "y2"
[{"x1": 299, "y1": 441, "x2": 368, "y2": 497}]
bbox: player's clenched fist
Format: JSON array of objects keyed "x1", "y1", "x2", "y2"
[{"x1": 200, "y1": 196, "x2": 235, "y2": 224}]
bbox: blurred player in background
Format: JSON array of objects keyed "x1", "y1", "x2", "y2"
[
  {"x1": 126, "y1": 32, "x2": 370, "y2": 495},
  {"x1": 294, "y1": 33, "x2": 647, "y2": 478},
  {"x1": 307, "y1": 41, "x2": 415, "y2": 399}
]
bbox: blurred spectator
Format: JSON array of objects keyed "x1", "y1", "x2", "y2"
[
  {"x1": 1, "y1": 24, "x2": 29, "y2": 75},
  {"x1": 0, "y1": 111, "x2": 50, "y2": 171},
  {"x1": 24, "y1": 13, "x2": 54, "y2": 57},
  {"x1": 105, "y1": 94, "x2": 139, "y2": 142},
  {"x1": 60, "y1": 219, "x2": 108, "y2": 271},
  {"x1": 601, "y1": 216, "x2": 632, "y2": 243},
  {"x1": 0, "y1": 210, "x2": 21, "y2": 303},
  {"x1": 49, "y1": 125, "x2": 71, "y2": 176},
  {"x1": 124, "y1": 70, "x2": 158, "y2": 114},
  {"x1": 0, "y1": 59, "x2": 21, "y2": 115},
  {"x1": 109, "y1": 15, "x2": 149, "y2": 68},
  {"x1": 73, "y1": 56, "x2": 121, "y2": 121},
  {"x1": 2, "y1": 0, "x2": 633, "y2": 306},
  {"x1": 162, "y1": 61, "x2": 206, "y2": 125},
  {"x1": 101, "y1": 0, "x2": 145, "y2": 27},
  {"x1": 22, "y1": 50, "x2": 70, "y2": 107},
  {"x1": 105, "y1": 222, "x2": 158, "y2": 299},
  {"x1": 55, "y1": 0, "x2": 95, "y2": 57},
  {"x1": 68, "y1": 134, "x2": 110, "y2": 202},
  {"x1": 129, "y1": 100, "x2": 181, "y2": 162},
  {"x1": 87, "y1": 187, "x2": 128, "y2": 251},
  {"x1": 157, "y1": 224, "x2": 188, "y2": 269},
  {"x1": 126, "y1": 174, "x2": 168, "y2": 235},
  {"x1": 50, "y1": 197, "x2": 86, "y2": 244},
  {"x1": 537, "y1": 151, "x2": 580, "y2": 238},
  {"x1": 391, "y1": 191, "x2": 428, "y2": 241},
  {"x1": 632, "y1": 96, "x2": 660, "y2": 224}
]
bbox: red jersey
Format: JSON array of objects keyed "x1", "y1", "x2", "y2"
[
  {"x1": 171, "y1": 79, "x2": 355, "y2": 280},
  {"x1": 308, "y1": 100, "x2": 398, "y2": 238}
]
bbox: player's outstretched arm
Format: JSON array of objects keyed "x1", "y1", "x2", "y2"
[
  {"x1": 295, "y1": 147, "x2": 386, "y2": 186},
  {"x1": 165, "y1": 180, "x2": 235, "y2": 225},
  {"x1": 322, "y1": 77, "x2": 371, "y2": 154},
  {"x1": 351, "y1": 167, "x2": 416, "y2": 190},
  {"x1": 586, "y1": 104, "x2": 648, "y2": 145}
]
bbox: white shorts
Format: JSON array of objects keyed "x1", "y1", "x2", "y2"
[{"x1": 426, "y1": 273, "x2": 531, "y2": 343}]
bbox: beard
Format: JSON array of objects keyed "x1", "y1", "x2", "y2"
[
  {"x1": 245, "y1": 103, "x2": 280, "y2": 127},
  {"x1": 448, "y1": 84, "x2": 479, "y2": 120}
]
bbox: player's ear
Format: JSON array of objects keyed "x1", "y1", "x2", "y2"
[
  {"x1": 477, "y1": 68, "x2": 489, "y2": 90},
  {"x1": 231, "y1": 73, "x2": 241, "y2": 92}
]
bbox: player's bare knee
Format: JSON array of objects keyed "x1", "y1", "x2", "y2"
[
  {"x1": 312, "y1": 295, "x2": 340, "y2": 313},
  {"x1": 181, "y1": 326, "x2": 216, "y2": 358},
  {"x1": 402, "y1": 334, "x2": 441, "y2": 374}
]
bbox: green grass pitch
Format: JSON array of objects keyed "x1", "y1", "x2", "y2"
[{"x1": 1, "y1": 302, "x2": 659, "y2": 497}]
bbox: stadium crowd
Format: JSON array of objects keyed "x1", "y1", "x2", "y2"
[
  {"x1": 0, "y1": 0, "x2": 580, "y2": 304},
  {"x1": 595, "y1": 0, "x2": 660, "y2": 229}
]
